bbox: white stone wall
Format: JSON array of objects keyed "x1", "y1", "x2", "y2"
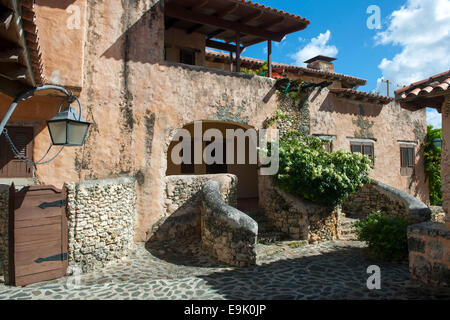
[{"x1": 65, "y1": 177, "x2": 137, "y2": 273}]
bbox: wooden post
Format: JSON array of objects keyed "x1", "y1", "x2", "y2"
[
  {"x1": 236, "y1": 34, "x2": 241, "y2": 73},
  {"x1": 268, "y1": 40, "x2": 272, "y2": 78},
  {"x1": 229, "y1": 51, "x2": 233, "y2": 72}
]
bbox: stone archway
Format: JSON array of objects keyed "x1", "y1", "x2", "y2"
[{"x1": 166, "y1": 120, "x2": 260, "y2": 211}]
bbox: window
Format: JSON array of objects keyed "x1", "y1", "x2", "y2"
[
  {"x1": 180, "y1": 49, "x2": 196, "y2": 65},
  {"x1": 315, "y1": 135, "x2": 335, "y2": 152},
  {"x1": 350, "y1": 142, "x2": 374, "y2": 162},
  {"x1": 0, "y1": 126, "x2": 34, "y2": 178},
  {"x1": 400, "y1": 146, "x2": 415, "y2": 176}
]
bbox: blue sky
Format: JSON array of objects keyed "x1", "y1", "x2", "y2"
[{"x1": 240, "y1": 0, "x2": 450, "y2": 128}]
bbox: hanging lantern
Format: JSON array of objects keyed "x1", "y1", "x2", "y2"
[{"x1": 47, "y1": 95, "x2": 90, "y2": 146}]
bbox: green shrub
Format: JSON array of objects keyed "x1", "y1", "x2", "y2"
[
  {"x1": 424, "y1": 125, "x2": 442, "y2": 205},
  {"x1": 354, "y1": 212, "x2": 410, "y2": 261},
  {"x1": 274, "y1": 130, "x2": 373, "y2": 206}
]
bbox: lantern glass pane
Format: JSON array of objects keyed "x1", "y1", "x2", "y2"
[
  {"x1": 48, "y1": 121, "x2": 67, "y2": 145},
  {"x1": 67, "y1": 121, "x2": 89, "y2": 146}
]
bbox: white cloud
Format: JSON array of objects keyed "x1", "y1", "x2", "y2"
[
  {"x1": 375, "y1": 0, "x2": 450, "y2": 91},
  {"x1": 427, "y1": 108, "x2": 442, "y2": 129},
  {"x1": 290, "y1": 30, "x2": 338, "y2": 67},
  {"x1": 375, "y1": 0, "x2": 449, "y2": 127}
]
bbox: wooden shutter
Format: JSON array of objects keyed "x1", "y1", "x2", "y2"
[{"x1": 0, "y1": 127, "x2": 34, "y2": 178}]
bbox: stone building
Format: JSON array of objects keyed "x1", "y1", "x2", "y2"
[
  {"x1": 396, "y1": 71, "x2": 450, "y2": 286},
  {"x1": 0, "y1": 0, "x2": 431, "y2": 276},
  {"x1": 203, "y1": 50, "x2": 429, "y2": 202}
]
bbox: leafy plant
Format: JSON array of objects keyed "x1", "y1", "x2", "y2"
[
  {"x1": 424, "y1": 125, "x2": 442, "y2": 205},
  {"x1": 354, "y1": 212, "x2": 410, "y2": 261},
  {"x1": 241, "y1": 61, "x2": 269, "y2": 76},
  {"x1": 274, "y1": 130, "x2": 373, "y2": 207}
]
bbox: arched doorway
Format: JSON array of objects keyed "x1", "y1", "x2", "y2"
[{"x1": 166, "y1": 120, "x2": 259, "y2": 210}]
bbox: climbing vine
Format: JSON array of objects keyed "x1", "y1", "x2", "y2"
[{"x1": 424, "y1": 125, "x2": 442, "y2": 205}]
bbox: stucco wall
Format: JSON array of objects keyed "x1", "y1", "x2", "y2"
[
  {"x1": 0, "y1": 0, "x2": 279, "y2": 242},
  {"x1": 308, "y1": 87, "x2": 429, "y2": 203},
  {"x1": 35, "y1": 0, "x2": 86, "y2": 89}
]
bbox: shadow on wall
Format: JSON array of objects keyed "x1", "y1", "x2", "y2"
[
  {"x1": 101, "y1": 2, "x2": 163, "y2": 64},
  {"x1": 36, "y1": 0, "x2": 77, "y2": 9},
  {"x1": 319, "y1": 94, "x2": 383, "y2": 117}
]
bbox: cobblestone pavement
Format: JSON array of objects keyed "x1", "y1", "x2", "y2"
[{"x1": 0, "y1": 240, "x2": 449, "y2": 300}]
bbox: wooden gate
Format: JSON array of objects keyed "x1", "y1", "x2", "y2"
[{"x1": 9, "y1": 184, "x2": 68, "y2": 286}]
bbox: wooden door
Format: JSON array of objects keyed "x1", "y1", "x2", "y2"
[{"x1": 9, "y1": 185, "x2": 68, "y2": 286}]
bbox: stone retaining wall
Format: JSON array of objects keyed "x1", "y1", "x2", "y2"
[
  {"x1": 153, "y1": 174, "x2": 237, "y2": 241},
  {"x1": 261, "y1": 178, "x2": 339, "y2": 243},
  {"x1": 408, "y1": 222, "x2": 450, "y2": 286},
  {"x1": 201, "y1": 180, "x2": 258, "y2": 267},
  {"x1": 65, "y1": 177, "x2": 137, "y2": 273},
  {"x1": 343, "y1": 180, "x2": 431, "y2": 223},
  {"x1": 0, "y1": 185, "x2": 9, "y2": 279}
]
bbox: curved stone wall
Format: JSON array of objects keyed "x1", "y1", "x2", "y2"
[
  {"x1": 153, "y1": 174, "x2": 237, "y2": 241},
  {"x1": 201, "y1": 180, "x2": 258, "y2": 267},
  {"x1": 261, "y1": 178, "x2": 339, "y2": 243},
  {"x1": 343, "y1": 180, "x2": 431, "y2": 223}
]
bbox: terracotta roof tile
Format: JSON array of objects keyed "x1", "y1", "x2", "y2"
[
  {"x1": 21, "y1": 0, "x2": 45, "y2": 86},
  {"x1": 205, "y1": 50, "x2": 367, "y2": 87},
  {"x1": 330, "y1": 88, "x2": 394, "y2": 105},
  {"x1": 231, "y1": 0, "x2": 310, "y2": 25},
  {"x1": 395, "y1": 70, "x2": 450, "y2": 100}
]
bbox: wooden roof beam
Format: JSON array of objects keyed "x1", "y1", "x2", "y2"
[
  {"x1": 0, "y1": 5, "x2": 13, "y2": 30},
  {"x1": 0, "y1": 46, "x2": 22, "y2": 63},
  {"x1": 0, "y1": 62, "x2": 28, "y2": 80},
  {"x1": 191, "y1": 0, "x2": 209, "y2": 9},
  {"x1": 165, "y1": 4, "x2": 284, "y2": 42},
  {"x1": 0, "y1": 75, "x2": 30, "y2": 97},
  {"x1": 216, "y1": 3, "x2": 238, "y2": 18},
  {"x1": 240, "y1": 10, "x2": 263, "y2": 24},
  {"x1": 206, "y1": 39, "x2": 244, "y2": 53}
]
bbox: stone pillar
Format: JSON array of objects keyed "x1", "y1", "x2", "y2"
[{"x1": 443, "y1": 94, "x2": 450, "y2": 228}]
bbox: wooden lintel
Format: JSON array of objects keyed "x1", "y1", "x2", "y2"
[
  {"x1": 165, "y1": 4, "x2": 284, "y2": 42},
  {"x1": 205, "y1": 39, "x2": 243, "y2": 53},
  {"x1": 0, "y1": 62, "x2": 28, "y2": 80},
  {"x1": 0, "y1": 6, "x2": 14, "y2": 30}
]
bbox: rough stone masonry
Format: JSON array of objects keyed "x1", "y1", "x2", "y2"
[{"x1": 65, "y1": 177, "x2": 137, "y2": 273}]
